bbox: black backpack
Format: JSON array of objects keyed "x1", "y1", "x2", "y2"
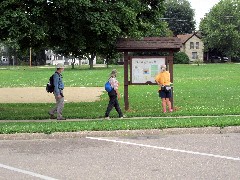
[
  {"x1": 46, "y1": 74, "x2": 55, "y2": 93},
  {"x1": 46, "y1": 72, "x2": 61, "y2": 93}
]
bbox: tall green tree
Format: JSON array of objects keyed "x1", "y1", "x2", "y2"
[
  {"x1": 0, "y1": 0, "x2": 169, "y2": 68},
  {"x1": 164, "y1": 0, "x2": 195, "y2": 36},
  {"x1": 199, "y1": 0, "x2": 240, "y2": 58}
]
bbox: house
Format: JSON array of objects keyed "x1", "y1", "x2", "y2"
[
  {"x1": 0, "y1": 44, "x2": 9, "y2": 65},
  {"x1": 177, "y1": 33, "x2": 204, "y2": 62},
  {"x1": 45, "y1": 50, "x2": 96, "y2": 66}
]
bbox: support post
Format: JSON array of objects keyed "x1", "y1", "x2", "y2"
[
  {"x1": 169, "y1": 51, "x2": 174, "y2": 109},
  {"x1": 29, "y1": 47, "x2": 32, "y2": 67},
  {"x1": 124, "y1": 51, "x2": 129, "y2": 111}
]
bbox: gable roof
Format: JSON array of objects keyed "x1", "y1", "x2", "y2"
[
  {"x1": 177, "y1": 33, "x2": 201, "y2": 44},
  {"x1": 116, "y1": 37, "x2": 182, "y2": 52}
]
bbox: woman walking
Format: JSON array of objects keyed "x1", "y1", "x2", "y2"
[{"x1": 105, "y1": 69, "x2": 123, "y2": 119}]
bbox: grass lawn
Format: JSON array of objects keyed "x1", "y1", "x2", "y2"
[
  {"x1": 0, "y1": 64, "x2": 240, "y2": 133},
  {"x1": 0, "y1": 116, "x2": 239, "y2": 134}
]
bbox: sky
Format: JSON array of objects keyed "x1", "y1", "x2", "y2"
[{"x1": 188, "y1": 0, "x2": 221, "y2": 29}]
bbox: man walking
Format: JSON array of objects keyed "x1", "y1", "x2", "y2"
[{"x1": 48, "y1": 63, "x2": 66, "y2": 120}]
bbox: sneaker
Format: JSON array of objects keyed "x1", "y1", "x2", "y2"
[
  {"x1": 169, "y1": 109, "x2": 173, "y2": 112},
  {"x1": 119, "y1": 115, "x2": 126, "y2": 119},
  {"x1": 48, "y1": 112, "x2": 56, "y2": 119},
  {"x1": 105, "y1": 117, "x2": 110, "y2": 120},
  {"x1": 57, "y1": 117, "x2": 66, "y2": 120}
]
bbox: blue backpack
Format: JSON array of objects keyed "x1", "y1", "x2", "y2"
[{"x1": 105, "y1": 81, "x2": 113, "y2": 92}]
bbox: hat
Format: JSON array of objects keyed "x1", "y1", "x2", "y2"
[
  {"x1": 56, "y1": 63, "x2": 64, "y2": 69},
  {"x1": 110, "y1": 69, "x2": 117, "y2": 77},
  {"x1": 161, "y1": 64, "x2": 166, "y2": 69},
  {"x1": 161, "y1": 64, "x2": 166, "y2": 71}
]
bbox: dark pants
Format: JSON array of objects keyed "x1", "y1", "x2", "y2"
[{"x1": 105, "y1": 95, "x2": 123, "y2": 117}]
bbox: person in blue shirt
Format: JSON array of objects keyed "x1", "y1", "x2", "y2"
[{"x1": 48, "y1": 63, "x2": 66, "y2": 120}]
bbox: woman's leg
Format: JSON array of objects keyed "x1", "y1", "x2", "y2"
[
  {"x1": 105, "y1": 96, "x2": 115, "y2": 117},
  {"x1": 166, "y1": 98, "x2": 172, "y2": 112},
  {"x1": 162, "y1": 98, "x2": 167, "y2": 113}
]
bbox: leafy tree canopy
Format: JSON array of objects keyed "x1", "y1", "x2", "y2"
[
  {"x1": 199, "y1": 0, "x2": 240, "y2": 58},
  {"x1": 0, "y1": 0, "x2": 170, "y2": 68},
  {"x1": 164, "y1": 0, "x2": 195, "y2": 36}
]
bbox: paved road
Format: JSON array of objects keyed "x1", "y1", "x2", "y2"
[{"x1": 0, "y1": 133, "x2": 239, "y2": 180}]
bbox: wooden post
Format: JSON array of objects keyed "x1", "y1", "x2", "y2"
[
  {"x1": 29, "y1": 47, "x2": 32, "y2": 67},
  {"x1": 169, "y1": 51, "x2": 174, "y2": 109},
  {"x1": 124, "y1": 51, "x2": 129, "y2": 111}
]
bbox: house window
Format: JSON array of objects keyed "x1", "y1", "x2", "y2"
[
  {"x1": 196, "y1": 42, "x2": 199, "y2": 49},
  {"x1": 192, "y1": 52, "x2": 198, "y2": 59},
  {"x1": 190, "y1": 42, "x2": 194, "y2": 49}
]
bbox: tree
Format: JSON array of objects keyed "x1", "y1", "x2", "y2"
[
  {"x1": 0, "y1": 0, "x2": 170, "y2": 68},
  {"x1": 164, "y1": 0, "x2": 196, "y2": 36},
  {"x1": 199, "y1": 0, "x2": 240, "y2": 58}
]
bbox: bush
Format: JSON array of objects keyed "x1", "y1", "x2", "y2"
[{"x1": 174, "y1": 52, "x2": 190, "y2": 64}]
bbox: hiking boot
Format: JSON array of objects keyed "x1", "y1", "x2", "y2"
[
  {"x1": 48, "y1": 112, "x2": 56, "y2": 119},
  {"x1": 57, "y1": 117, "x2": 66, "y2": 120}
]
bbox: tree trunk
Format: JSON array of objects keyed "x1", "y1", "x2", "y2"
[
  {"x1": 89, "y1": 52, "x2": 96, "y2": 69},
  {"x1": 106, "y1": 56, "x2": 109, "y2": 68},
  {"x1": 71, "y1": 58, "x2": 75, "y2": 69}
]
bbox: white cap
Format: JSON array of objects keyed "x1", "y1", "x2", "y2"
[{"x1": 56, "y1": 63, "x2": 64, "y2": 69}]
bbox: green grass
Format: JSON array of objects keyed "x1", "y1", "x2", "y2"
[
  {"x1": 0, "y1": 65, "x2": 123, "y2": 87},
  {"x1": 0, "y1": 64, "x2": 240, "y2": 120},
  {"x1": 0, "y1": 64, "x2": 240, "y2": 134},
  {"x1": 0, "y1": 116, "x2": 239, "y2": 134}
]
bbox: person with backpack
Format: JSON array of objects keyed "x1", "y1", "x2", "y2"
[
  {"x1": 48, "y1": 63, "x2": 66, "y2": 120},
  {"x1": 105, "y1": 69, "x2": 123, "y2": 119},
  {"x1": 155, "y1": 64, "x2": 173, "y2": 113}
]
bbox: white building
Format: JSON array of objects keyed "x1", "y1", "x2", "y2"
[
  {"x1": 45, "y1": 50, "x2": 96, "y2": 66},
  {"x1": 0, "y1": 45, "x2": 9, "y2": 65}
]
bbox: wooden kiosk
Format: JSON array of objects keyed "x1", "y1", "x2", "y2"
[{"x1": 116, "y1": 37, "x2": 182, "y2": 111}]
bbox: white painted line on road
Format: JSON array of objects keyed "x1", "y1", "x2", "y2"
[
  {"x1": 86, "y1": 137, "x2": 240, "y2": 162},
  {"x1": 0, "y1": 163, "x2": 58, "y2": 180}
]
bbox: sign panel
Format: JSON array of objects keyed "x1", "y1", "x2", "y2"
[{"x1": 131, "y1": 57, "x2": 166, "y2": 84}]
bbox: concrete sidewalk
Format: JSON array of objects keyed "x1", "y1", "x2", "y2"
[{"x1": 0, "y1": 114, "x2": 240, "y2": 123}]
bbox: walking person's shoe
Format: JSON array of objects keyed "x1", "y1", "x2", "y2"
[
  {"x1": 105, "y1": 117, "x2": 110, "y2": 120},
  {"x1": 119, "y1": 115, "x2": 126, "y2": 119},
  {"x1": 48, "y1": 112, "x2": 56, "y2": 119},
  {"x1": 169, "y1": 109, "x2": 173, "y2": 112}
]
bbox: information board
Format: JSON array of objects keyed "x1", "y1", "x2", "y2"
[{"x1": 131, "y1": 57, "x2": 166, "y2": 84}]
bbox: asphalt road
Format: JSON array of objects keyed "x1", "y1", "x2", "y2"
[{"x1": 0, "y1": 133, "x2": 239, "y2": 180}]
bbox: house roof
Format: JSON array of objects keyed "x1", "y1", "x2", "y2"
[{"x1": 177, "y1": 33, "x2": 201, "y2": 44}]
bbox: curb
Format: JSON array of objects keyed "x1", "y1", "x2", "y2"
[{"x1": 0, "y1": 126, "x2": 239, "y2": 140}]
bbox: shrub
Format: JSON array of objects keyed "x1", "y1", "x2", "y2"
[{"x1": 174, "y1": 52, "x2": 190, "y2": 64}]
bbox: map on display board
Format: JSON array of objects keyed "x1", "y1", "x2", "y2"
[{"x1": 131, "y1": 57, "x2": 166, "y2": 84}]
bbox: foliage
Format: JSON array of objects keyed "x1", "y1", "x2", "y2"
[
  {"x1": 0, "y1": 64, "x2": 240, "y2": 120},
  {"x1": 199, "y1": 0, "x2": 240, "y2": 58},
  {"x1": 173, "y1": 52, "x2": 190, "y2": 64},
  {"x1": 164, "y1": 0, "x2": 196, "y2": 36},
  {"x1": 0, "y1": 0, "x2": 170, "y2": 68}
]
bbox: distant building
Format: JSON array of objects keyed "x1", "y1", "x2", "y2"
[
  {"x1": 177, "y1": 33, "x2": 204, "y2": 62},
  {"x1": 0, "y1": 44, "x2": 9, "y2": 65},
  {"x1": 45, "y1": 50, "x2": 96, "y2": 66}
]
